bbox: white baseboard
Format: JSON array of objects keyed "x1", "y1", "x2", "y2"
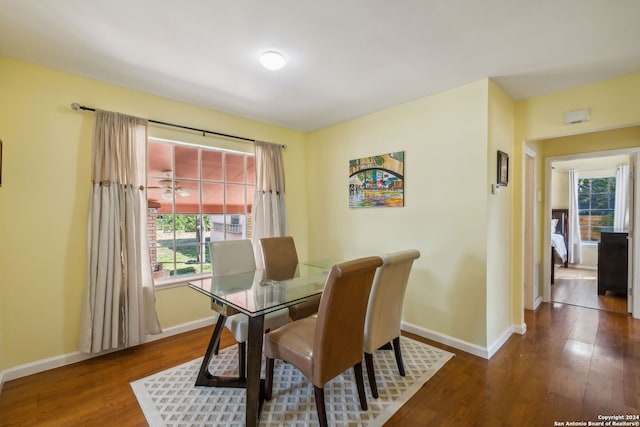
[
  {"x1": 512, "y1": 322, "x2": 527, "y2": 335},
  {"x1": 401, "y1": 321, "x2": 520, "y2": 360},
  {"x1": 144, "y1": 316, "x2": 215, "y2": 344},
  {"x1": 487, "y1": 325, "x2": 519, "y2": 359},
  {"x1": 0, "y1": 316, "x2": 215, "y2": 394},
  {"x1": 402, "y1": 321, "x2": 490, "y2": 359},
  {"x1": 533, "y1": 295, "x2": 543, "y2": 310}
]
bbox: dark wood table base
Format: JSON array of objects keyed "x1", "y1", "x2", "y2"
[{"x1": 195, "y1": 312, "x2": 266, "y2": 426}]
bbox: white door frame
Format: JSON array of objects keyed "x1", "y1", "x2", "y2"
[
  {"x1": 542, "y1": 147, "x2": 639, "y2": 318},
  {"x1": 631, "y1": 154, "x2": 640, "y2": 316},
  {"x1": 524, "y1": 147, "x2": 539, "y2": 309}
]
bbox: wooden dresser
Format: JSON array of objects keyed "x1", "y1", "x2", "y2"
[{"x1": 597, "y1": 232, "x2": 628, "y2": 296}]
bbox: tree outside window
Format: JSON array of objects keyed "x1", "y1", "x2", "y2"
[{"x1": 578, "y1": 177, "x2": 615, "y2": 242}]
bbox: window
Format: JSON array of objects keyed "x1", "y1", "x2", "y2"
[
  {"x1": 578, "y1": 176, "x2": 615, "y2": 242},
  {"x1": 147, "y1": 139, "x2": 255, "y2": 283}
]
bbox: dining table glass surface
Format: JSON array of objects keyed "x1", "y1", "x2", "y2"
[{"x1": 188, "y1": 259, "x2": 341, "y2": 317}]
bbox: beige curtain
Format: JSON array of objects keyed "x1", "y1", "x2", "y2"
[
  {"x1": 251, "y1": 141, "x2": 288, "y2": 269},
  {"x1": 614, "y1": 164, "x2": 629, "y2": 232},
  {"x1": 79, "y1": 110, "x2": 161, "y2": 354}
]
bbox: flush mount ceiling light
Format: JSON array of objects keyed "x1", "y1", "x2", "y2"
[{"x1": 260, "y1": 50, "x2": 286, "y2": 70}]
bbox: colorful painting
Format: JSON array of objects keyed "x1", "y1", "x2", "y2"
[{"x1": 349, "y1": 151, "x2": 404, "y2": 208}]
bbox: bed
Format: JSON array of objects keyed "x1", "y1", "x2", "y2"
[{"x1": 551, "y1": 209, "x2": 569, "y2": 284}]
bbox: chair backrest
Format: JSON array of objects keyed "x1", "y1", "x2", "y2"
[
  {"x1": 209, "y1": 239, "x2": 256, "y2": 277},
  {"x1": 259, "y1": 236, "x2": 299, "y2": 281},
  {"x1": 363, "y1": 249, "x2": 420, "y2": 353},
  {"x1": 312, "y1": 256, "x2": 383, "y2": 386}
]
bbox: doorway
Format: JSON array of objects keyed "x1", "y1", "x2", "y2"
[{"x1": 545, "y1": 151, "x2": 636, "y2": 315}]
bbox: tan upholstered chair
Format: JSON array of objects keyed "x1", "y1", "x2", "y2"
[
  {"x1": 363, "y1": 249, "x2": 420, "y2": 398},
  {"x1": 259, "y1": 236, "x2": 321, "y2": 320},
  {"x1": 209, "y1": 239, "x2": 289, "y2": 378},
  {"x1": 264, "y1": 256, "x2": 383, "y2": 427}
]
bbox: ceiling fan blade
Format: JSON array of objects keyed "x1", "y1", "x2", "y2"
[{"x1": 178, "y1": 187, "x2": 209, "y2": 195}]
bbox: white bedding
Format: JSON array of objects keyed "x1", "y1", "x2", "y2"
[{"x1": 551, "y1": 233, "x2": 567, "y2": 263}]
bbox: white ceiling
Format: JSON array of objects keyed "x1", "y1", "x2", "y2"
[{"x1": 1, "y1": 0, "x2": 640, "y2": 132}]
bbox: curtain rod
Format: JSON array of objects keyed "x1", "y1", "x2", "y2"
[{"x1": 70, "y1": 103, "x2": 286, "y2": 148}]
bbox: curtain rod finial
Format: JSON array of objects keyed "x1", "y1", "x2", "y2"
[{"x1": 71, "y1": 103, "x2": 81, "y2": 111}]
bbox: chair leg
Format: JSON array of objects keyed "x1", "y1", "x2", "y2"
[
  {"x1": 392, "y1": 336, "x2": 405, "y2": 376},
  {"x1": 353, "y1": 362, "x2": 368, "y2": 410},
  {"x1": 313, "y1": 385, "x2": 328, "y2": 427},
  {"x1": 364, "y1": 352, "x2": 378, "y2": 398},
  {"x1": 265, "y1": 357, "x2": 275, "y2": 400},
  {"x1": 238, "y1": 342, "x2": 246, "y2": 380}
]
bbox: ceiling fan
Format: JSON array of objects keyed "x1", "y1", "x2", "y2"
[{"x1": 148, "y1": 171, "x2": 195, "y2": 200}]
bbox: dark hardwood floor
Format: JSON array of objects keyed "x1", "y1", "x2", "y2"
[
  {"x1": 552, "y1": 266, "x2": 628, "y2": 313},
  {"x1": 1, "y1": 304, "x2": 639, "y2": 426}
]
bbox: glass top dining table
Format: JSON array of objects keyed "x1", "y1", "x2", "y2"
[
  {"x1": 186, "y1": 259, "x2": 340, "y2": 427},
  {"x1": 188, "y1": 260, "x2": 337, "y2": 318}
]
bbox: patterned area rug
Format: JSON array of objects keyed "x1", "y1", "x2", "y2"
[{"x1": 131, "y1": 336, "x2": 454, "y2": 427}]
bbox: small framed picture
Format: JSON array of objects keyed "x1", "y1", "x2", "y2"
[{"x1": 497, "y1": 150, "x2": 509, "y2": 186}]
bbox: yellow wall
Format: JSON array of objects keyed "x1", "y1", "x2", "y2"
[
  {"x1": 516, "y1": 73, "x2": 640, "y2": 142},
  {"x1": 513, "y1": 72, "x2": 640, "y2": 323},
  {"x1": 486, "y1": 81, "x2": 515, "y2": 343},
  {"x1": 542, "y1": 126, "x2": 640, "y2": 157},
  {"x1": 0, "y1": 57, "x2": 308, "y2": 370},
  {"x1": 551, "y1": 168, "x2": 569, "y2": 209},
  {"x1": 306, "y1": 79, "x2": 512, "y2": 348}
]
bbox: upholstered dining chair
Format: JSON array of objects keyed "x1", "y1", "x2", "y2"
[
  {"x1": 363, "y1": 249, "x2": 420, "y2": 398},
  {"x1": 209, "y1": 239, "x2": 289, "y2": 379},
  {"x1": 259, "y1": 236, "x2": 321, "y2": 320},
  {"x1": 264, "y1": 256, "x2": 383, "y2": 427}
]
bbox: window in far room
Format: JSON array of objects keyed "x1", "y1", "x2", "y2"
[
  {"x1": 147, "y1": 139, "x2": 255, "y2": 284},
  {"x1": 578, "y1": 176, "x2": 615, "y2": 242}
]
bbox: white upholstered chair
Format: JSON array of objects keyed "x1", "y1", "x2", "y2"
[
  {"x1": 363, "y1": 249, "x2": 420, "y2": 398},
  {"x1": 209, "y1": 239, "x2": 289, "y2": 378}
]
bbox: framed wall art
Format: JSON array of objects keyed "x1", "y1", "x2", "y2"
[
  {"x1": 497, "y1": 150, "x2": 509, "y2": 186},
  {"x1": 349, "y1": 151, "x2": 404, "y2": 208}
]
